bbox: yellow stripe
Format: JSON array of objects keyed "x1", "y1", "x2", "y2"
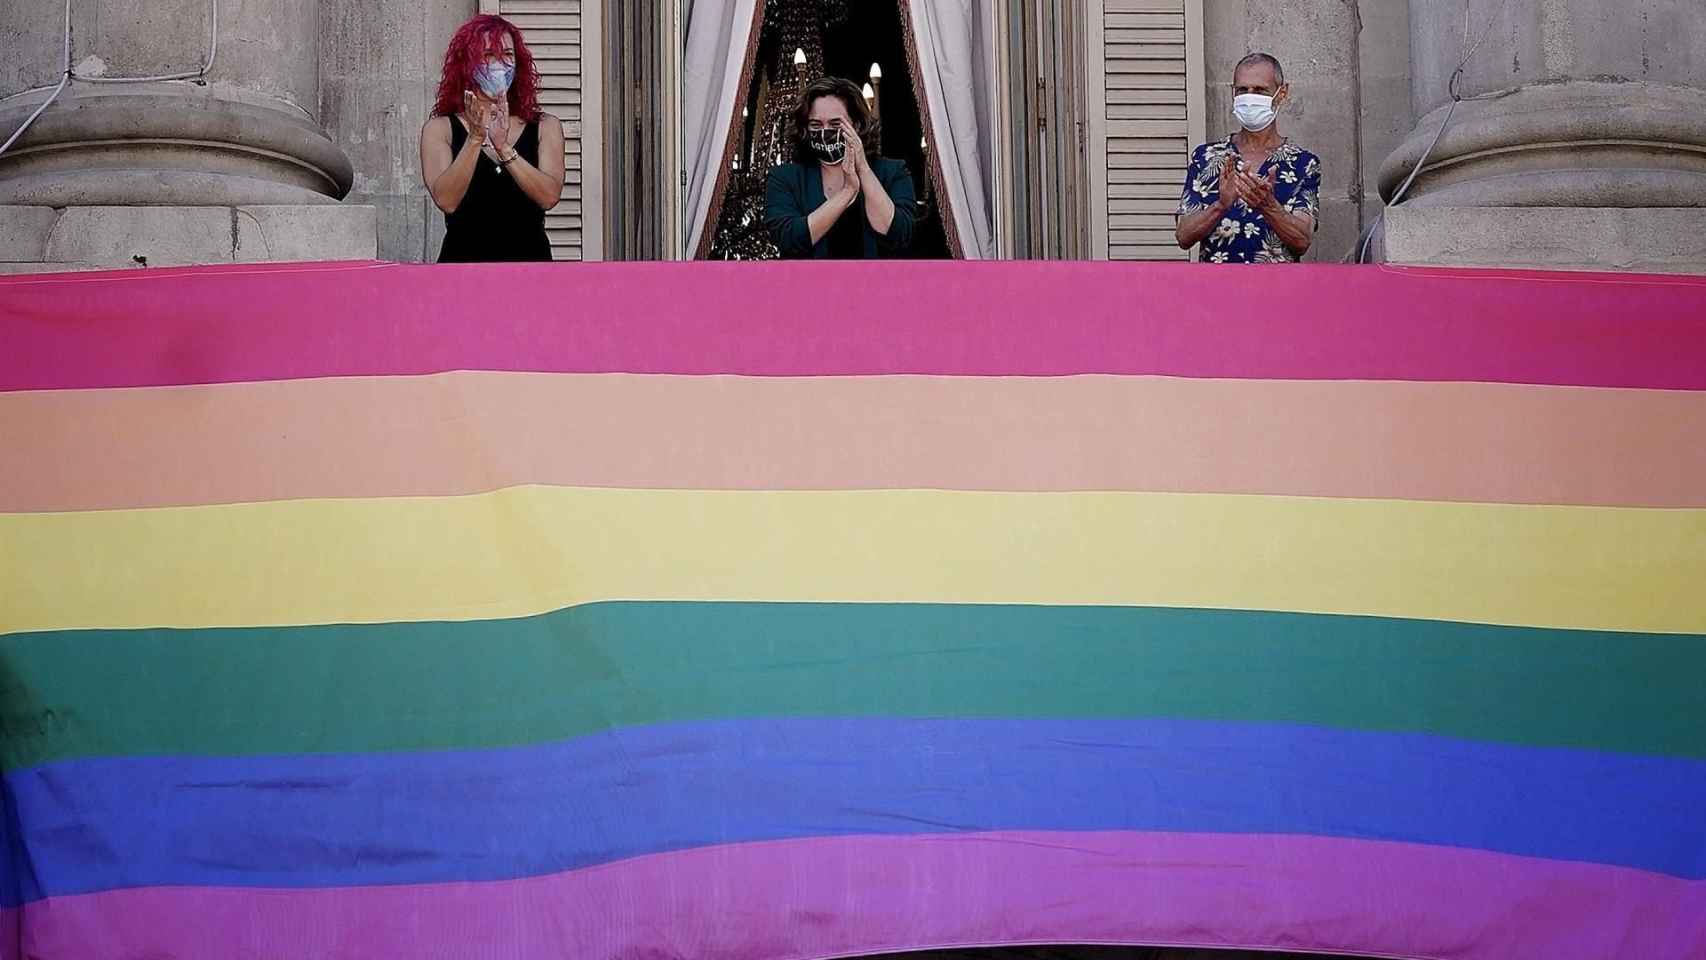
[{"x1": 3, "y1": 488, "x2": 1702, "y2": 635}]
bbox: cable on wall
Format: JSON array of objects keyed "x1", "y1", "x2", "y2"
[
  {"x1": 0, "y1": 0, "x2": 218, "y2": 158},
  {"x1": 1354, "y1": 0, "x2": 1512, "y2": 264}
]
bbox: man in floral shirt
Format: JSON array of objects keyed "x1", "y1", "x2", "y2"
[{"x1": 1176, "y1": 53, "x2": 1321, "y2": 263}]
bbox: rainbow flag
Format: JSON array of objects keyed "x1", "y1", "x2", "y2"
[{"x1": 2, "y1": 260, "x2": 1704, "y2": 960}]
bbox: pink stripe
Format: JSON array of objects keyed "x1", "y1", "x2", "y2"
[
  {"x1": 3, "y1": 261, "x2": 1705, "y2": 391},
  {"x1": 13, "y1": 832, "x2": 1704, "y2": 960}
]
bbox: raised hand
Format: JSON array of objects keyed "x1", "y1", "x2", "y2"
[
  {"x1": 1217, "y1": 155, "x2": 1246, "y2": 211},
  {"x1": 485, "y1": 98, "x2": 512, "y2": 152},
  {"x1": 838, "y1": 119, "x2": 868, "y2": 178},
  {"x1": 461, "y1": 90, "x2": 493, "y2": 145},
  {"x1": 1243, "y1": 165, "x2": 1281, "y2": 214}
]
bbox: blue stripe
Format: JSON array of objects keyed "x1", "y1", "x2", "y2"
[{"x1": 5, "y1": 716, "x2": 1704, "y2": 904}]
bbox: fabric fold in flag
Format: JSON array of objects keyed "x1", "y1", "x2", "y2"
[
  {"x1": 6, "y1": 488, "x2": 1704, "y2": 636},
  {"x1": 16, "y1": 833, "x2": 1706, "y2": 960},
  {"x1": 7, "y1": 716, "x2": 1706, "y2": 903},
  {"x1": 3, "y1": 259, "x2": 1705, "y2": 960},
  {"x1": 5, "y1": 603, "x2": 1706, "y2": 770}
]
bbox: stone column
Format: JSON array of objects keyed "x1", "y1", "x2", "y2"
[
  {"x1": 1376, "y1": 0, "x2": 1706, "y2": 273},
  {"x1": 0, "y1": 0, "x2": 373, "y2": 270}
]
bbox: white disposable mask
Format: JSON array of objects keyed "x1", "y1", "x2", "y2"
[{"x1": 1233, "y1": 93, "x2": 1278, "y2": 132}]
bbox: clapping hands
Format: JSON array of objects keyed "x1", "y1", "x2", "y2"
[
  {"x1": 1219, "y1": 155, "x2": 1280, "y2": 215},
  {"x1": 463, "y1": 90, "x2": 510, "y2": 150},
  {"x1": 837, "y1": 119, "x2": 868, "y2": 179}
]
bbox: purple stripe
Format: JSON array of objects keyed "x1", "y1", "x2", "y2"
[
  {"x1": 4, "y1": 261, "x2": 1706, "y2": 391},
  {"x1": 13, "y1": 831, "x2": 1705, "y2": 960}
]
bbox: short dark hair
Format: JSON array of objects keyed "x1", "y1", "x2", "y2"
[
  {"x1": 1234, "y1": 52, "x2": 1285, "y2": 86},
  {"x1": 790, "y1": 76, "x2": 882, "y2": 164}
]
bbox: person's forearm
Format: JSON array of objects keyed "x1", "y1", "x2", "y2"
[
  {"x1": 1261, "y1": 204, "x2": 1313, "y2": 255},
  {"x1": 1175, "y1": 202, "x2": 1229, "y2": 249},
  {"x1": 503, "y1": 153, "x2": 562, "y2": 210},
  {"x1": 858, "y1": 165, "x2": 896, "y2": 236},
  {"x1": 431, "y1": 137, "x2": 484, "y2": 214},
  {"x1": 808, "y1": 187, "x2": 857, "y2": 245}
]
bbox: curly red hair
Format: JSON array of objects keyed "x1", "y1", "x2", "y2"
[{"x1": 433, "y1": 15, "x2": 541, "y2": 120}]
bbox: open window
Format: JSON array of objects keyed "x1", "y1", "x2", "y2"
[
  {"x1": 697, "y1": 2, "x2": 951, "y2": 259},
  {"x1": 683, "y1": 0, "x2": 1002, "y2": 260}
]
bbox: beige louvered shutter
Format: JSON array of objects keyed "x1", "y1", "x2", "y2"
[
  {"x1": 487, "y1": 0, "x2": 604, "y2": 260},
  {"x1": 1086, "y1": 0, "x2": 1204, "y2": 260}
]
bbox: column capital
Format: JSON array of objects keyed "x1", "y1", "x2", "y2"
[
  {"x1": 1379, "y1": 80, "x2": 1706, "y2": 207},
  {"x1": 0, "y1": 83, "x2": 354, "y2": 205}
]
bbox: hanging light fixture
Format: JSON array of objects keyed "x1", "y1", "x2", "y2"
[{"x1": 869, "y1": 62, "x2": 882, "y2": 80}]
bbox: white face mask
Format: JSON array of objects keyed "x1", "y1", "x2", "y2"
[{"x1": 1233, "y1": 93, "x2": 1278, "y2": 132}]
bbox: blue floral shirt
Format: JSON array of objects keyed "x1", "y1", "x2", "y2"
[{"x1": 1176, "y1": 137, "x2": 1321, "y2": 263}]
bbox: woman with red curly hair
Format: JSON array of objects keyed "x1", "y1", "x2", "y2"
[{"x1": 419, "y1": 15, "x2": 564, "y2": 262}]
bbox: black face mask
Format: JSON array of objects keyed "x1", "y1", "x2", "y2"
[{"x1": 806, "y1": 126, "x2": 848, "y2": 164}]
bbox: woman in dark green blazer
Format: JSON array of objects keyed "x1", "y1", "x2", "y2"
[{"x1": 764, "y1": 77, "x2": 915, "y2": 259}]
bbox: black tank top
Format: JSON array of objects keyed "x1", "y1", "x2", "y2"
[{"x1": 438, "y1": 117, "x2": 553, "y2": 263}]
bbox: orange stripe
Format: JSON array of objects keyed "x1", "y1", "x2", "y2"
[{"x1": 3, "y1": 372, "x2": 1703, "y2": 511}]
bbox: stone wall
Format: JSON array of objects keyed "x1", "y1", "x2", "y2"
[
  {"x1": 0, "y1": 0, "x2": 474, "y2": 268},
  {"x1": 2, "y1": 0, "x2": 309, "y2": 112},
  {"x1": 320, "y1": 0, "x2": 477, "y2": 263},
  {"x1": 1354, "y1": 0, "x2": 1413, "y2": 227}
]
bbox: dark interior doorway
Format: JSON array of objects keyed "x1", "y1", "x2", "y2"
[
  {"x1": 819, "y1": 2, "x2": 949, "y2": 259},
  {"x1": 707, "y1": 0, "x2": 949, "y2": 259}
]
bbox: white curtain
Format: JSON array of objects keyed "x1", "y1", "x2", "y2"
[
  {"x1": 683, "y1": 0, "x2": 760, "y2": 258},
  {"x1": 907, "y1": 0, "x2": 997, "y2": 259}
]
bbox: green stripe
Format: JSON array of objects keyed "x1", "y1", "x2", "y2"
[{"x1": 3, "y1": 602, "x2": 1703, "y2": 770}]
